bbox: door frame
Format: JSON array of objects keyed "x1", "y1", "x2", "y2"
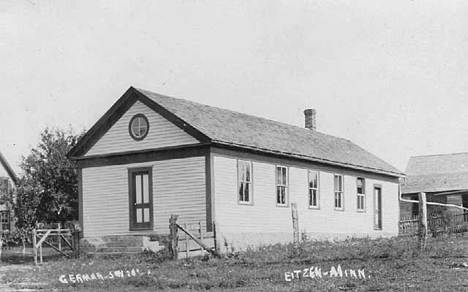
[
  {"x1": 128, "y1": 167, "x2": 154, "y2": 231},
  {"x1": 373, "y1": 185, "x2": 382, "y2": 230}
]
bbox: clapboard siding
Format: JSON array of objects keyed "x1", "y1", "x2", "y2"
[
  {"x1": 82, "y1": 165, "x2": 129, "y2": 237},
  {"x1": 86, "y1": 101, "x2": 199, "y2": 156},
  {"x1": 82, "y1": 157, "x2": 206, "y2": 238},
  {"x1": 213, "y1": 155, "x2": 399, "y2": 247},
  {"x1": 153, "y1": 157, "x2": 206, "y2": 233}
]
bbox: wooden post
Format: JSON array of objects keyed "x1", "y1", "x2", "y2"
[
  {"x1": 57, "y1": 223, "x2": 62, "y2": 252},
  {"x1": 33, "y1": 229, "x2": 37, "y2": 265},
  {"x1": 72, "y1": 230, "x2": 80, "y2": 258},
  {"x1": 199, "y1": 221, "x2": 203, "y2": 242},
  {"x1": 418, "y1": 192, "x2": 428, "y2": 251},
  {"x1": 213, "y1": 221, "x2": 220, "y2": 255},
  {"x1": 39, "y1": 238, "x2": 43, "y2": 264},
  {"x1": 169, "y1": 214, "x2": 179, "y2": 260},
  {"x1": 184, "y1": 223, "x2": 189, "y2": 258},
  {"x1": 291, "y1": 203, "x2": 299, "y2": 246}
]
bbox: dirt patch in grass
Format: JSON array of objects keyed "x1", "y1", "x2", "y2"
[{"x1": 2, "y1": 235, "x2": 468, "y2": 291}]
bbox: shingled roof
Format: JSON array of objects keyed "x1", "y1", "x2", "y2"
[
  {"x1": 70, "y1": 87, "x2": 403, "y2": 177},
  {"x1": 135, "y1": 88, "x2": 402, "y2": 177},
  {"x1": 402, "y1": 153, "x2": 468, "y2": 194}
]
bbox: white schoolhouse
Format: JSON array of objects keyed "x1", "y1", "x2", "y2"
[{"x1": 69, "y1": 87, "x2": 404, "y2": 251}]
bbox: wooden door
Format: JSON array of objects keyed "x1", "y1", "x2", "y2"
[
  {"x1": 374, "y1": 186, "x2": 382, "y2": 230},
  {"x1": 129, "y1": 169, "x2": 153, "y2": 230}
]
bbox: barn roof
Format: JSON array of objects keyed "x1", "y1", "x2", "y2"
[
  {"x1": 0, "y1": 150, "x2": 18, "y2": 185},
  {"x1": 69, "y1": 87, "x2": 403, "y2": 177},
  {"x1": 401, "y1": 153, "x2": 468, "y2": 194}
]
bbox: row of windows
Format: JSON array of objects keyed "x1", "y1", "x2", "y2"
[{"x1": 237, "y1": 160, "x2": 370, "y2": 212}]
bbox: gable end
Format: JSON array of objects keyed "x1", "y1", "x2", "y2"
[{"x1": 68, "y1": 87, "x2": 211, "y2": 159}]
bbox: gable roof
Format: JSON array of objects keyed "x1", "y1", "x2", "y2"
[
  {"x1": 70, "y1": 87, "x2": 403, "y2": 177},
  {"x1": 0, "y1": 150, "x2": 18, "y2": 185},
  {"x1": 402, "y1": 153, "x2": 468, "y2": 194}
]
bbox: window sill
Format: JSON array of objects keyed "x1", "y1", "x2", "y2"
[
  {"x1": 276, "y1": 204, "x2": 289, "y2": 208},
  {"x1": 308, "y1": 206, "x2": 320, "y2": 210},
  {"x1": 238, "y1": 201, "x2": 253, "y2": 206},
  {"x1": 334, "y1": 208, "x2": 344, "y2": 212}
]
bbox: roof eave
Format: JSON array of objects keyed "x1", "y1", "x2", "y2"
[
  {"x1": 0, "y1": 151, "x2": 18, "y2": 185},
  {"x1": 212, "y1": 140, "x2": 405, "y2": 178}
]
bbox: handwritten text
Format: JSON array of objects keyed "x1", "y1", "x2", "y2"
[
  {"x1": 59, "y1": 268, "x2": 151, "y2": 284},
  {"x1": 284, "y1": 265, "x2": 369, "y2": 281}
]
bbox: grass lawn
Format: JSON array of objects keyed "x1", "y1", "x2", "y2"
[{"x1": 3, "y1": 235, "x2": 468, "y2": 291}]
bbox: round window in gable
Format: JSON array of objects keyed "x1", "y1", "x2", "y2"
[{"x1": 129, "y1": 114, "x2": 150, "y2": 141}]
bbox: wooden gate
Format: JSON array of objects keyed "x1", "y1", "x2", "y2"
[
  {"x1": 168, "y1": 215, "x2": 218, "y2": 259},
  {"x1": 32, "y1": 223, "x2": 80, "y2": 265}
]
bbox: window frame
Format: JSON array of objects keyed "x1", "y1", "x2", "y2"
[
  {"x1": 128, "y1": 114, "x2": 150, "y2": 141},
  {"x1": 0, "y1": 211, "x2": 10, "y2": 231},
  {"x1": 356, "y1": 177, "x2": 366, "y2": 212},
  {"x1": 308, "y1": 170, "x2": 320, "y2": 209},
  {"x1": 128, "y1": 167, "x2": 154, "y2": 231},
  {"x1": 276, "y1": 165, "x2": 289, "y2": 207},
  {"x1": 237, "y1": 160, "x2": 253, "y2": 205},
  {"x1": 334, "y1": 174, "x2": 344, "y2": 211}
]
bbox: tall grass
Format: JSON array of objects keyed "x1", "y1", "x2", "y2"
[{"x1": 3, "y1": 235, "x2": 468, "y2": 291}]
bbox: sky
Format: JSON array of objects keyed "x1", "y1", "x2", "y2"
[{"x1": 1, "y1": 0, "x2": 467, "y2": 175}]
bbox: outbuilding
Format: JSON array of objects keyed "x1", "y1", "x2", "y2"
[{"x1": 401, "y1": 153, "x2": 468, "y2": 219}]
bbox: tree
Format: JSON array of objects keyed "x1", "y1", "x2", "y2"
[{"x1": 16, "y1": 127, "x2": 83, "y2": 227}]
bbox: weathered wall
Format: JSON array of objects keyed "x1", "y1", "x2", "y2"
[
  {"x1": 213, "y1": 154, "x2": 400, "y2": 250},
  {"x1": 82, "y1": 156, "x2": 206, "y2": 238}
]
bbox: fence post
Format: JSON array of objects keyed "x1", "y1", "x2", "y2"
[
  {"x1": 39, "y1": 236, "x2": 43, "y2": 264},
  {"x1": 199, "y1": 221, "x2": 203, "y2": 242},
  {"x1": 418, "y1": 192, "x2": 428, "y2": 251},
  {"x1": 169, "y1": 214, "x2": 179, "y2": 260},
  {"x1": 291, "y1": 203, "x2": 299, "y2": 246},
  {"x1": 58, "y1": 223, "x2": 62, "y2": 252},
  {"x1": 32, "y1": 229, "x2": 37, "y2": 265},
  {"x1": 213, "y1": 221, "x2": 220, "y2": 255},
  {"x1": 184, "y1": 223, "x2": 189, "y2": 258},
  {"x1": 72, "y1": 230, "x2": 81, "y2": 258}
]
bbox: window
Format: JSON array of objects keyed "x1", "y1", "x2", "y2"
[
  {"x1": 334, "y1": 174, "x2": 344, "y2": 210},
  {"x1": 308, "y1": 170, "x2": 319, "y2": 208},
  {"x1": 238, "y1": 160, "x2": 252, "y2": 204},
  {"x1": 129, "y1": 114, "x2": 150, "y2": 140},
  {"x1": 0, "y1": 211, "x2": 9, "y2": 231},
  {"x1": 128, "y1": 168, "x2": 153, "y2": 230},
  {"x1": 276, "y1": 166, "x2": 288, "y2": 206},
  {"x1": 357, "y1": 178, "x2": 365, "y2": 212}
]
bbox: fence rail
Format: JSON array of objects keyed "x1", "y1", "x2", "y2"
[
  {"x1": 399, "y1": 212, "x2": 468, "y2": 236},
  {"x1": 32, "y1": 222, "x2": 80, "y2": 265},
  {"x1": 168, "y1": 215, "x2": 218, "y2": 259}
]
